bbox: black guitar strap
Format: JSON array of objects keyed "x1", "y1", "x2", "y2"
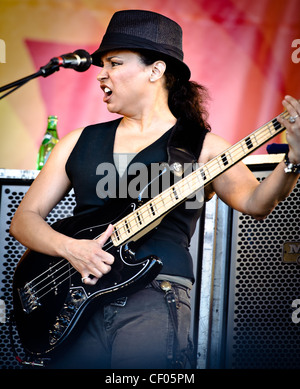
[{"x1": 167, "y1": 118, "x2": 209, "y2": 175}]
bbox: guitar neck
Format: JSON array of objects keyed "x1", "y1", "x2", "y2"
[{"x1": 111, "y1": 111, "x2": 288, "y2": 246}]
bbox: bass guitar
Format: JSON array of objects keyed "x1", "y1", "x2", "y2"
[{"x1": 12, "y1": 112, "x2": 288, "y2": 356}]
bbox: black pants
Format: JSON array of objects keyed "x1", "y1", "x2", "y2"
[{"x1": 47, "y1": 282, "x2": 193, "y2": 369}]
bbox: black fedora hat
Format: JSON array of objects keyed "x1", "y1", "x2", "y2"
[{"x1": 91, "y1": 10, "x2": 191, "y2": 80}]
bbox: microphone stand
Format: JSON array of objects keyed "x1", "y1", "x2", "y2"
[{"x1": 0, "y1": 60, "x2": 60, "y2": 100}]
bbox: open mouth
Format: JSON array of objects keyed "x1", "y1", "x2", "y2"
[
  {"x1": 103, "y1": 87, "x2": 112, "y2": 102},
  {"x1": 104, "y1": 87, "x2": 112, "y2": 96}
]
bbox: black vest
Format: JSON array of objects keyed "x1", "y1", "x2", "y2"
[{"x1": 66, "y1": 118, "x2": 207, "y2": 280}]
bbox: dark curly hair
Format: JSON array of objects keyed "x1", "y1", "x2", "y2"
[{"x1": 138, "y1": 50, "x2": 211, "y2": 133}]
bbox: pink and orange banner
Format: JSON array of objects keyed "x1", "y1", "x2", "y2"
[{"x1": 0, "y1": 0, "x2": 300, "y2": 169}]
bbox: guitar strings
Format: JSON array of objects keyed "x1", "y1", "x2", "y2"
[
  {"x1": 25, "y1": 258, "x2": 66, "y2": 286},
  {"x1": 37, "y1": 267, "x2": 78, "y2": 302},
  {"x1": 25, "y1": 112, "x2": 287, "y2": 302}
]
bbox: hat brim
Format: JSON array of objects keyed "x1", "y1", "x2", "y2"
[{"x1": 91, "y1": 34, "x2": 191, "y2": 81}]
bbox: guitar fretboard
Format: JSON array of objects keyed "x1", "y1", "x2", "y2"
[{"x1": 111, "y1": 111, "x2": 288, "y2": 246}]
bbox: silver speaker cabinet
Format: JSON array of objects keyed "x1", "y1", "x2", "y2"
[
  {"x1": 0, "y1": 170, "x2": 76, "y2": 369},
  {"x1": 197, "y1": 155, "x2": 300, "y2": 369}
]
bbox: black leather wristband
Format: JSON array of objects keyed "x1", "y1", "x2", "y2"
[{"x1": 284, "y1": 153, "x2": 300, "y2": 174}]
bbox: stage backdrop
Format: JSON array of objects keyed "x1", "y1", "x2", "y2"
[{"x1": 0, "y1": 0, "x2": 300, "y2": 169}]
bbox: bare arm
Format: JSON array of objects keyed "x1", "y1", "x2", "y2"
[
  {"x1": 10, "y1": 129, "x2": 80, "y2": 253},
  {"x1": 10, "y1": 129, "x2": 114, "y2": 285},
  {"x1": 202, "y1": 96, "x2": 300, "y2": 219}
]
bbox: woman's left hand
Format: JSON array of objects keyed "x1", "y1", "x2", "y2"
[{"x1": 278, "y1": 95, "x2": 300, "y2": 164}]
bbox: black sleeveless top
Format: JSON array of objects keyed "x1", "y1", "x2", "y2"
[{"x1": 66, "y1": 118, "x2": 206, "y2": 281}]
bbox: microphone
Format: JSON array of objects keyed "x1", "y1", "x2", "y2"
[
  {"x1": 49, "y1": 49, "x2": 92, "y2": 72},
  {"x1": 0, "y1": 49, "x2": 93, "y2": 98}
]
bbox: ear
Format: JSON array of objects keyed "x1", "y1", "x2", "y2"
[{"x1": 150, "y1": 60, "x2": 166, "y2": 81}]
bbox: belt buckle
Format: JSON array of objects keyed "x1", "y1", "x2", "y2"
[{"x1": 159, "y1": 280, "x2": 172, "y2": 292}]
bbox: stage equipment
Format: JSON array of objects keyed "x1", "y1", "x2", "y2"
[{"x1": 197, "y1": 154, "x2": 300, "y2": 369}]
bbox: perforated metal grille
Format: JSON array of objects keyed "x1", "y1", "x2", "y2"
[
  {"x1": 226, "y1": 172, "x2": 300, "y2": 369},
  {"x1": 0, "y1": 184, "x2": 75, "y2": 369}
]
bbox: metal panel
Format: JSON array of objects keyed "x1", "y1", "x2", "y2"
[{"x1": 225, "y1": 171, "x2": 300, "y2": 368}]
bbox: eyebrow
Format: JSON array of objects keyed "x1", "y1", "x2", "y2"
[
  {"x1": 106, "y1": 55, "x2": 123, "y2": 61},
  {"x1": 99, "y1": 55, "x2": 122, "y2": 67}
]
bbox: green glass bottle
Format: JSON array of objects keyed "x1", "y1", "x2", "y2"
[{"x1": 36, "y1": 115, "x2": 59, "y2": 170}]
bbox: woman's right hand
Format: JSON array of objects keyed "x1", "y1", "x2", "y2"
[{"x1": 63, "y1": 224, "x2": 115, "y2": 285}]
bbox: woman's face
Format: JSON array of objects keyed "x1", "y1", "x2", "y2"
[{"x1": 97, "y1": 50, "x2": 153, "y2": 117}]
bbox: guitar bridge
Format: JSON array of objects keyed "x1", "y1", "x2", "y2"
[{"x1": 18, "y1": 283, "x2": 41, "y2": 314}]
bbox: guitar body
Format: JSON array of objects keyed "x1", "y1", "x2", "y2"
[{"x1": 12, "y1": 201, "x2": 163, "y2": 356}]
